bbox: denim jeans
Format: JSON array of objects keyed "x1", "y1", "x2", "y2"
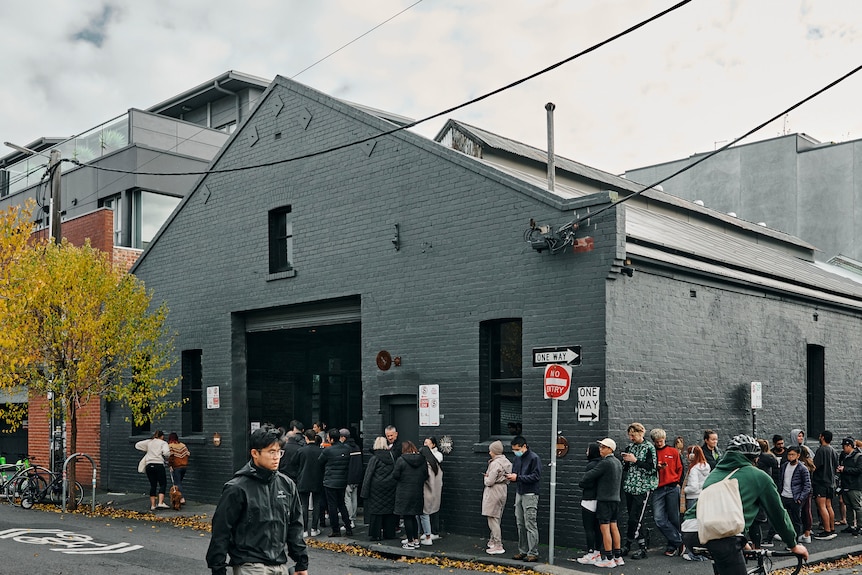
[
  {"x1": 652, "y1": 484, "x2": 682, "y2": 547},
  {"x1": 514, "y1": 492, "x2": 539, "y2": 555},
  {"x1": 419, "y1": 513, "x2": 432, "y2": 536}
]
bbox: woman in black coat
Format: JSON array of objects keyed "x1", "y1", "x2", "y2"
[
  {"x1": 392, "y1": 441, "x2": 428, "y2": 549},
  {"x1": 360, "y1": 436, "x2": 398, "y2": 541}
]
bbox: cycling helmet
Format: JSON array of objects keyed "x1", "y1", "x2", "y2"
[{"x1": 726, "y1": 434, "x2": 761, "y2": 455}]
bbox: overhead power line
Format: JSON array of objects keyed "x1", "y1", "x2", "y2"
[
  {"x1": 573, "y1": 63, "x2": 862, "y2": 225},
  {"x1": 66, "y1": 0, "x2": 694, "y2": 178},
  {"x1": 290, "y1": 0, "x2": 423, "y2": 79}
]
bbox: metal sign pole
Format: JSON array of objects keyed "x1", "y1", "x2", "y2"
[{"x1": 548, "y1": 397, "x2": 558, "y2": 565}]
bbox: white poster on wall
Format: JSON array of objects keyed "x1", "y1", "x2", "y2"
[
  {"x1": 419, "y1": 384, "x2": 440, "y2": 426},
  {"x1": 207, "y1": 386, "x2": 220, "y2": 409}
]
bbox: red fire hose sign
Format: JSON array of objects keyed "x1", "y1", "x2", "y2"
[{"x1": 543, "y1": 364, "x2": 572, "y2": 400}]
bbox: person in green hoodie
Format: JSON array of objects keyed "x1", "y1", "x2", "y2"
[{"x1": 681, "y1": 434, "x2": 807, "y2": 575}]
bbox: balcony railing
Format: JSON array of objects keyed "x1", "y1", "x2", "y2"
[{"x1": 2, "y1": 111, "x2": 228, "y2": 198}]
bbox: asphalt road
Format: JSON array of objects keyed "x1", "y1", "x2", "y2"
[{"x1": 0, "y1": 504, "x2": 476, "y2": 575}]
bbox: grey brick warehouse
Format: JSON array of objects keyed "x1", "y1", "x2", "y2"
[{"x1": 114, "y1": 75, "x2": 862, "y2": 547}]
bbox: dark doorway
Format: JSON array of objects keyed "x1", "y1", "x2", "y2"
[
  {"x1": 381, "y1": 394, "x2": 419, "y2": 448},
  {"x1": 246, "y1": 323, "x2": 362, "y2": 434}
]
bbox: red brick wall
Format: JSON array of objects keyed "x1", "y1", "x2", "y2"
[
  {"x1": 28, "y1": 396, "x2": 101, "y2": 481},
  {"x1": 113, "y1": 246, "x2": 144, "y2": 272}
]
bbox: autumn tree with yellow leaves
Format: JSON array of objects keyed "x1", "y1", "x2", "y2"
[{"x1": 0, "y1": 203, "x2": 180, "y2": 507}]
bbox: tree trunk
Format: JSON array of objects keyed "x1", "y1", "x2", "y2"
[{"x1": 68, "y1": 404, "x2": 77, "y2": 511}]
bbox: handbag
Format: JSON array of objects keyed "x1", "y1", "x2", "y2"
[
  {"x1": 138, "y1": 456, "x2": 147, "y2": 473},
  {"x1": 696, "y1": 468, "x2": 744, "y2": 544}
]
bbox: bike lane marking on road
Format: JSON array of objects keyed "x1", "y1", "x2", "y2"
[{"x1": 0, "y1": 528, "x2": 143, "y2": 554}]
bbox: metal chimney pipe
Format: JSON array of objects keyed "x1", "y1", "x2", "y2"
[{"x1": 545, "y1": 102, "x2": 556, "y2": 192}]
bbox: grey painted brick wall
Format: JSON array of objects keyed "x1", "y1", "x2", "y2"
[{"x1": 114, "y1": 77, "x2": 862, "y2": 551}]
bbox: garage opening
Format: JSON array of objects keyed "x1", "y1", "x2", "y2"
[{"x1": 245, "y1": 299, "x2": 362, "y2": 440}]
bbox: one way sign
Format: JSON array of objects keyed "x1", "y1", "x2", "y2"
[{"x1": 532, "y1": 346, "x2": 581, "y2": 367}]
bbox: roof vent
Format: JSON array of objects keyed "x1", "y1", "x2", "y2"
[
  {"x1": 654, "y1": 184, "x2": 664, "y2": 192},
  {"x1": 757, "y1": 222, "x2": 767, "y2": 227},
  {"x1": 694, "y1": 200, "x2": 705, "y2": 206},
  {"x1": 727, "y1": 212, "x2": 737, "y2": 217}
]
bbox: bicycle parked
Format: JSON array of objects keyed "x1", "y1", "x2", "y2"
[
  {"x1": 693, "y1": 546, "x2": 805, "y2": 575},
  {"x1": 0, "y1": 456, "x2": 52, "y2": 506},
  {"x1": 20, "y1": 470, "x2": 83, "y2": 509}
]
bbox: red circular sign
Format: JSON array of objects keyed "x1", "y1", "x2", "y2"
[{"x1": 544, "y1": 364, "x2": 571, "y2": 399}]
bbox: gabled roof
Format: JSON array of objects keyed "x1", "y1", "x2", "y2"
[{"x1": 133, "y1": 75, "x2": 862, "y2": 309}]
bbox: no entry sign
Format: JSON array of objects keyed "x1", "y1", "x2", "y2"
[{"x1": 543, "y1": 363, "x2": 572, "y2": 400}]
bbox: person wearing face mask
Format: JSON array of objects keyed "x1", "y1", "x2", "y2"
[{"x1": 505, "y1": 436, "x2": 542, "y2": 562}]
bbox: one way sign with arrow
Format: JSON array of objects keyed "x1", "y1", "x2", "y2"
[
  {"x1": 532, "y1": 346, "x2": 581, "y2": 367},
  {"x1": 577, "y1": 387, "x2": 600, "y2": 422}
]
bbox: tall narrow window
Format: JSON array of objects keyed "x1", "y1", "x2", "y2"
[
  {"x1": 182, "y1": 350, "x2": 203, "y2": 435},
  {"x1": 806, "y1": 344, "x2": 825, "y2": 434},
  {"x1": 99, "y1": 194, "x2": 123, "y2": 246},
  {"x1": 268, "y1": 206, "x2": 293, "y2": 273},
  {"x1": 480, "y1": 319, "x2": 522, "y2": 437}
]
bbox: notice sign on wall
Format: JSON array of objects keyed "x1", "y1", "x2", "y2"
[
  {"x1": 207, "y1": 386, "x2": 220, "y2": 409},
  {"x1": 419, "y1": 384, "x2": 440, "y2": 427}
]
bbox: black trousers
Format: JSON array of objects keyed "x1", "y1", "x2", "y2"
[
  {"x1": 325, "y1": 486, "x2": 351, "y2": 532},
  {"x1": 705, "y1": 536, "x2": 747, "y2": 575},
  {"x1": 625, "y1": 492, "x2": 649, "y2": 543}
]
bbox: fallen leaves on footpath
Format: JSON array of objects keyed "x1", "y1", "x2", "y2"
[
  {"x1": 779, "y1": 554, "x2": 862, "y2": 574},
  {"x1": 31, "y1": 504, "x2": 529, "y2": 573},
  {"x1": 31, "y1": 503, "x2": 213, "y2": 532}
]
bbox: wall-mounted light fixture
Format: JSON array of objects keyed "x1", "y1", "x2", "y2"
[
  {"x1": 212, "y1": 432, "x2": 222, "y2": 447},
  {"x1": 813, "y1": 312, "x2": 819, "y2": 322},
  {"x1": 392, "y1": 224, "x2": 400, "y2": 251}
]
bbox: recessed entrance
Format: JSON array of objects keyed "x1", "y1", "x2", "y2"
[{"x1": 246, "y1": 322, "x2": 362, "y2": 436}]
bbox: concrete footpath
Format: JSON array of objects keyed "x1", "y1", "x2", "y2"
[{"x1": 87, "y1": 489, "x2": 862, "y2": 574}]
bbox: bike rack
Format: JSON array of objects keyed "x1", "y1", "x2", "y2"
[{"x1": 61, "y1": 453, "x2": 97, "y2": 514}]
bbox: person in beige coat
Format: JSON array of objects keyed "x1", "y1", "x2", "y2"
[{"x1": 482, "y1": 440, "x2": 512, "y2": 554}]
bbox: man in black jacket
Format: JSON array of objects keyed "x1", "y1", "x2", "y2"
[
  {"x1": 579, "y1": 438, "x2": 624, "y2": 568},
  {"x1": 319, "y1": 428, "x2": 352, "y2": 536},
  {"x1": 206, "y1": 426, "x2": 308, "y2": 575},
  {"x1": 838, "y1": 437, "x2": 862, "y2": 536}
]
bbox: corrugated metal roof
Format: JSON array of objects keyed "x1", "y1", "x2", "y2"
[
  {"x1": 442, "y1": 120, "x2": 817, "y2": 252},
  {"x1": 628, "y1": 242, "x2": 862, "y2": 309},
  {"x1": 626, "y1": 206, "x2": 862, "y2": 303},
  {"x1": 455, "y1": 130, "x2": 862, "y2": 305}
]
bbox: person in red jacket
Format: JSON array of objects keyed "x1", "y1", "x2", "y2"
[{"x1": 650, "y1": 428, "x2": 684, "y2": 556}]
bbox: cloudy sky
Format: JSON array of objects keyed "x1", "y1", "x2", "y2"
[{"x1": 2, "y1": 0, "x2": 860, "y2": 175}]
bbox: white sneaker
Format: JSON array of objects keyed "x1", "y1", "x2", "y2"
[
  {"x1": 592, "y1": 557, "x2": 617, "y2": 568},
  {"x1": 486, "y1": 545, "x2": 505, "y2": 554},
  {"x1": 401, "y1": 538, "x2": 410, "y2": 544},
  {"x1": 430, "y1": 534, "x2": 441, "y2": 540},
  {"x1": 303, "y1": 531, "x2": 309, "y2": 538},
  {"x1": 614, "y1": 557, "x2": 625, "y2": 567},
  {"x1": 420, "y1": 535, "x2": 433, "y2": 546},
  {"x1": 310, "y1": 529, "x2": 321, "y2": 537},
  {"x1": 156, "y1": 502, "x2": 170, "y2": 509},
  {"x1": 577, "y1": 551, "x2": 601, "y2": 564},
  {"x1": 798, "y1": 534, "x2": 811, "y2": 543}
]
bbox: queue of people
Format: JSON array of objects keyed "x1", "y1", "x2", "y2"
[{"x1": 573, "y1": 424, "x2": 862, "y2": 574}]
